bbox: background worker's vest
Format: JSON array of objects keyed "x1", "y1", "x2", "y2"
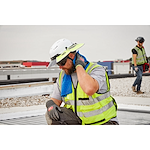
[
  {"x1": 132, "y1": 46, "x2": 147, "y2": 65},
  {"x1": 58, "y1": 63, "x2": 117, "y2": 125}
]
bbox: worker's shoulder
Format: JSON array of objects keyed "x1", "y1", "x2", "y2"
[
  {"x1": 132, "y1": 48, "x2": 137, "y2": 54},
  {"x1": 89, "y1": 62, "x2": 106, "y2": 72},
  {"x1": 89, "y1": 62, "x2": 104, "y2": 69},
  {"x1": 132, "y1": 46, "x2": 137, "y2": 51}
]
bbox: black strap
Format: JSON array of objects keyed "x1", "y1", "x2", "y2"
[
  {"x1": 85, "y1": 119, "x2": 105, "y2": 125},
  {"x1": 79, "y1": 98, "x2": 89, "y2": 100}
]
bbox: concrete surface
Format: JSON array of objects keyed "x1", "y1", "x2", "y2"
[
  {"x1": 114, "y1": 96, "x2": 150, "y2": 113},
  {"x1": 114, "y1": 96, "x2": 150, "y2": 106},
  {"x1": 0, "y1": 105, "x2": 46, "y2": 121},
  {"x1": 0, "y1": 96, "x2": 150, "y2": 122},
  {"x1": 0, "y1": 82, "x2": 54, "y2": 99},
  {"x1": 1, "y1": 110, "x2": 150, "y2": 125},
  {"x1": 117, "y1": 110, "x2": 150, "y2": 125}
]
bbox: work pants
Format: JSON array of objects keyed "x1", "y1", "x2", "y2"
[
  {"x1": 45, "y1": 111, "x2": 119, "y2": 125},
  {"x1": 45, "y1": 111, "x2": 52, "y2": 125},
  {"x1": 132, "y1": 65, "x2": 143, "y2": 91}
]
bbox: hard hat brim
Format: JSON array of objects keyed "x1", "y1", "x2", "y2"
[
  {"x1": 56, "y1": 43, "x2": 84, "y2": 63},
  {"x1": 47, "y1": 59, "x2": 56, "y2": 68},
  {"x1": 48, "y1": 43, "x2": 84, "y2": 67}
]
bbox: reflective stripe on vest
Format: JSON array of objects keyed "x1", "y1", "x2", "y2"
[
  {"x1": 77, "y1": 100, "x2": 114, "y2": 118},
  {"x1": 59, "y1": 62, "x2": 117, "y2": 125},
  {"x1": 65, "y1": 91, "x2": 111, "y2": 106},
  {"x1": 132, "y1": 46, "x2": 147, "y2": 65}
]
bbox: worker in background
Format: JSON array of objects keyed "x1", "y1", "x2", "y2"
[
  {"x1": 131, "y1": 37, "x2": 148, "y2": 94},
  {"x1": 45, "y1": 38, "x2": 119, "y2": 125}
]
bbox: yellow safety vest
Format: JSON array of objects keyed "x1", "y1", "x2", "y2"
[
  {"x1": 58, "y1": 63, "x2": 117, "y2": 125},
  {"x1": 132, "y1": 46, "x2": 147, "y2": 65}
]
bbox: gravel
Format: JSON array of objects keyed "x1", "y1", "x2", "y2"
[
  {"x1": 0, "y1": 95, "x2": 50, "y2": 108},
  {"x1": 110, "y1": 76, "x2": 150, "y2": 98},
  {"x1": 0, "y1": 76, "x2": 150, "y2": 108}
]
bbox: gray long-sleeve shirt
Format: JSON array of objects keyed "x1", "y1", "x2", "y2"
[
  {"x1": 51, "y1": 65, "x2": 119, "y2": 124},
  {"x1": 51, "y1": 66, "x2": 108, "y2": 101}
]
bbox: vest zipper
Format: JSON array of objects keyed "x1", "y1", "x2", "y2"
[
  {"x1": 141, "y1": 48, "x2": 144, "y2": 62},
  {"x1": 71, "y1": 76, "x2": 78, "y2": 116},
  {"x1": 74, "y1": 87, "x2": 77, "y2": 116},
  {"x1": 141, "y1": 48, "x2": 146, "y2": 63}
]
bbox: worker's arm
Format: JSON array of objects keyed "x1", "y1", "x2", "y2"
[
  {"x1": 48, "y1": 79, "x2": 62, "y2": 107},
  {"x1": 50, "y1": 97, "x2": 62, "y2": 106},
  {"x1": 46, "y1": 98, "x2": 62, "y2": 121},
  {"x1": 133, "y1": 54, "x2": 137, "y2": 66},
  {"x1": 76, "y1": 66, "x2": 99, "y2": 96},
  {"x1": 132, "y1": 54, "x2": 139, "y2": 72},
  {"x1": 45, "y1": 78, "x2": 63, "y2": 121},
  {"x1": 74, "y1": 53, "x2": 99, "y2": 96}
]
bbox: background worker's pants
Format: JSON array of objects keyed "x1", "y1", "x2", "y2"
[{"x1": 132, "y1": 65, "x2": 143, "y2": 91}]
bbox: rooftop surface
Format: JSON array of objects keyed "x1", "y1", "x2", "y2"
[{"x1": 0, "y1": 96, "x2": 150, "y2": 125}]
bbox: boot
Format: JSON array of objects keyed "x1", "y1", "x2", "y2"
[
  {"x1": 132, "y1": 86, "x2": 136, "y2": 92},
  {"x1": 137, "y1": 91, "x2": 144, "y2": 94}
]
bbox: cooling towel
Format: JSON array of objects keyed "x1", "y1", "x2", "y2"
[{"x1": 61, "y1": 51, "x2": 89, "y2": 97}]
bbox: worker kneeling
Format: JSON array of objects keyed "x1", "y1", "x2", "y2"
[
  {"x1": 45, "y1": 105, "x2": 82, "y2": 125},
  {"x1": 45, "y1": 38, "x2": 119, "y2": 125}
]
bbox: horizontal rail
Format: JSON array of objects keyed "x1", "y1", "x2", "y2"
[
  {"x1": 0, "y1": 73, "x2": 150, "y2": 86},
  {"x1": 108, "y1": 73, "x2": 150, "y2": 79},
  {"x1": 0, "y1": 78, "x2": 49, "y2": 85},
  {"x1": 0, "y1": 81, "x2": 54, "y2": 99},
  {"x1": 0, "y1": 81, "x2": 53, "y2": 89}
]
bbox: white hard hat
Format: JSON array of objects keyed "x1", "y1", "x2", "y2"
[{"x1": 48, "y1": 38, "x2": 84, "y2": 67}]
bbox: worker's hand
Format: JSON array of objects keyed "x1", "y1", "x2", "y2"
[
  {"x1": 47, "y1": 100, "x2": 62, "y2": 121},
  {"x1": 134, "y1": 66, "x2": 139, "y2": 72},
  {"x1": 75, "y1": 53, "x2": 87, "y2": 69}
]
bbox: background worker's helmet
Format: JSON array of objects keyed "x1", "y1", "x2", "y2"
[
  {"x1": 135, "y1": 37, "x2": 145, "y2": 43},
  {"x1": 48, "y1": 38, "x2": 84, "y2": 67}
]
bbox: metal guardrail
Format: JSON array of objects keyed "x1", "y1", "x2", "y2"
[
  {"x1": 108, "y1": 73, "x2": 150, "y2": 79},
  {"x1": 0, "y1": 73, "x2": 150, "y2": 85},
  {"x1": 0, "y1": 78, "x2": 49, "y2": 85},
  {"x1": 0, "y1": 81, "x2": 54, "y2": 99}
]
